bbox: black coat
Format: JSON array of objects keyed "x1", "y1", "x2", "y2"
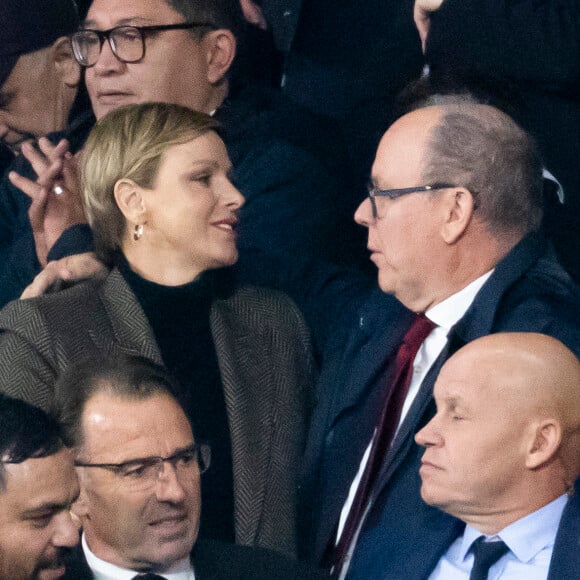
[
  {"x1": 294, "y1": 233, "x2": 580, "y2": 577},
  {"x1": 63, "y1": 539, "x2": 327, "y2": 580}
]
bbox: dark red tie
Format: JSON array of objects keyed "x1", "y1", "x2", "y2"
[{"x1": 329, "y1": 314, "x2": 436, "y2": 576}]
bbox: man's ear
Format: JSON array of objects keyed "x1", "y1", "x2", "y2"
[
  {"x1": 439, "y1": 187, "x2": 475, "y2": 244},
  {"x1": 204, "y1": 29, "x2": 236, "y2": 85},
  {"x1": 525, "y1": 419, "x2": 562, "y2": 470},
  {"x1": 114, "y1": 178, "x2": 146, "y2": 225},
  {"x1": 52, "y1": 36, "x2": 81, "y2": 88}
]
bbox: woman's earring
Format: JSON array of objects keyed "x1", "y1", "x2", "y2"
[{"x1": 133, "y1": 224, "x2": 144, "y2": 241}]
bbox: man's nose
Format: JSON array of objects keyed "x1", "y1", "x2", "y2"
[{"x1": 52, "y1": 510, "x2": 81, "y2": 548}]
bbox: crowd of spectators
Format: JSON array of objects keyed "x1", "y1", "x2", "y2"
[{"x1": 0, "y1": 0, "x2": 579, "y2": 579}]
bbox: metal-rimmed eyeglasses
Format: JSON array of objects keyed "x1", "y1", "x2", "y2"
[
  {"x1": 71, "y1": 22, "x2": 217, "y2": 67},
  {"x1": 367, "y1": 182, "x2": 456, "y2": 219},
  {"x1": 74, "y1": 443, "x2": 211, "y2": 490}
]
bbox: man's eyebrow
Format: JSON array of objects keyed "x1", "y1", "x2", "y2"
[
  {"x1": 82, "y1": 16, "x2": 153, "y2": 29},
  {"x1": 21, "y1": 502, "x2": 70, "y2": 518},
  {"x1": 106, "y1": 443, "x2": 196, "y2": 465}
]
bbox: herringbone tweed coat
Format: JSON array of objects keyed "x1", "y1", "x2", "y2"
[{"x1": 0, "y1": 268, "x2": 316, "y2": 557}]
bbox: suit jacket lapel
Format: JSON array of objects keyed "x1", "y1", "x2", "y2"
[
  {"x1": 209, "y1": 295, "x2": 273, "y2": 546},
  {"x1": 367, "y1": 233, "x2": 548, "y2": 510},
  {"x1": 309, "y1": 301, "x2": 414, "y2": 558},
  {"x1": 97, "y1": 269, "x2": 163, "y2": 364},
  {"x1": 548, "y1": 480, "x2": 580, "y2": 579}
]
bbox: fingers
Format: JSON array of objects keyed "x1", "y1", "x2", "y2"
[
  {"x1": 7, "y1": 169, "x2": 43, "y2": 200},
  {"x1": 21, "y1": 260, "x2": 71, "y2": 299},
  {"x1": 413, "y1": 0, "x2": 445, "y2": 53},
  {"x1": 8, "y1": 137, "x2": 74, "y2": 202},
  {"x1": 60, "y1": 153, "x2": 82, "y2": 199},
  {"x1": 413, "y1": 6, "x2": 431, "y2": 53},
  {"x1": 20, "y1": 253, "x2": 107, "y2": 299},
  {"x1": 239, "y1": 0, "x2": 268, "y2": 29},
  {"x1": 19, "y1": 138, "x2": 69, "y2": 189},
  {"x1": 26, "y1": 184, "x2": 50, "y2": 230}
]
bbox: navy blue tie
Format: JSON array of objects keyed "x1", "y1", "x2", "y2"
[{"x1": 469, "y1": 537, "x2": 509, "y2": 580}]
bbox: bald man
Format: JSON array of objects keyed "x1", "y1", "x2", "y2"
[
  {"x1": 290, "y1": 99, "x2": 580, "y2": 579},
  {"x1": 416, "y1": 333, "x2": 580, "y2": 579}
]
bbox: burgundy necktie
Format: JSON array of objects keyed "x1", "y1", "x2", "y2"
[{"x1": 329, "y1": 313, "x2": 436, "y2": 576}]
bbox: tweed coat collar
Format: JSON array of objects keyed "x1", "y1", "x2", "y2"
[{"x1": 94, "y1": 268, "x2": 276, "y2": 546}]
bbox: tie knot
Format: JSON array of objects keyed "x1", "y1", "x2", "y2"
[
  {"x1": 469, "y1": 537, "x2": 509, "y2": 580},
  {"x1": 403, "y1": 314, "x2": 436, "y2": 350},
  {"x1": 132, "y1": 574, "x2": 167, "y2": 580}
]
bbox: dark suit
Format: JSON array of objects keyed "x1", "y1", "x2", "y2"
[
  {"x1": 295, "y1": 233, "x2": 580, "y2": 577},
  {"x1": 428, "y1": 480, "x2": 580, "y2": 579},
  {"x1": 548, "y1": 480, "x2": 580, "y2": 580},
  {"x1": 0, "y1": 268, "x2": 316, "y2": 557},
  {"x1": 64, "y1": 539, "x2": 327, "y2": 579}
]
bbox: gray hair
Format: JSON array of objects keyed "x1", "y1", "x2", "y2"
[{"x1": 421, "y1": 101, "x2": 544, "y2": 236}]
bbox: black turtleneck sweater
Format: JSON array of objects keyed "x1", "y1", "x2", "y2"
[{"x1": 120, "y1": 258, "x2": 235, "y2": 543}]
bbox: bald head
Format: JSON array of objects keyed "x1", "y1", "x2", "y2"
[
  {"x1": 446, "y1": 333, "x2": 580, "y2": 426},
  {"x1": 416, "y1": 333, "x2": 580, "y2": 532}
]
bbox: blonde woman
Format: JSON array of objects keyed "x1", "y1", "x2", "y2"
[{"x1": 0, "y1": 102, "x2": 314, "y2": 557}]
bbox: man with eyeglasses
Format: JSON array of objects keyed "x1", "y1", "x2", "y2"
[
  {"x1": 0, "y1": 0, "x2": 359, "y2": 307},
  {"x1": 55, "y1": 354, "x2": 324, "y2": 579},
  {"x1": 264, "y1": 97, "x2": 580, "y2": 578}
]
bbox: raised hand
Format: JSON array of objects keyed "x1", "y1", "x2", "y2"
[
  {"x1": 8, "y1": 137, "x2": 87, "y2": 267},
  {"x1": 239, "y1": 0, "x2": 267, "y2": 30}
]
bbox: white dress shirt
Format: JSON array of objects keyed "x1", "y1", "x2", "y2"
[
  {"x1": 82, "y1": 534, "x2": 196, "y2": 580},
  {"x1": 429, "y1": 494, "x2": 569, "y2": 579},
  {"x1": 337, "y1": 271, "x2": 493, "y2": 540}
]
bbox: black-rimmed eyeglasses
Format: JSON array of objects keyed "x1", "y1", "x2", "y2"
[
  {"x1": 367, "y1": 182, "x2": 456, "y2": 219},
  {"x1": 74, "y1": 443, "x2": 211, "y2": 490},
  {"x1": 71, "y1": 22, "x2": 217, "y2": 67}
]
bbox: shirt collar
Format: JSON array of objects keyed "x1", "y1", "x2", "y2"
[
  {"x1": 426, "y1": 270, "x2": 494, "y2": 331},
  {"x1": 458, "y1": 494, "x2": 569, "y2": 564},
  {"x1": 82, "y1": 534, "x2": 195, "y2": 580}
]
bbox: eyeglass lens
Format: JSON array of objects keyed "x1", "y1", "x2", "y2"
[{"x1": 72, "y1": 27, "x2": 145, "y2": 66}]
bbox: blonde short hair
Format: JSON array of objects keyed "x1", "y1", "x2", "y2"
[{"x1": 82, "y1": 102, "x2": 219, "y2": 264}]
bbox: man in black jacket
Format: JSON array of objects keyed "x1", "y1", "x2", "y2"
[{"x1": 57, "y1": 355, "x2": 323, "y2": 580}]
